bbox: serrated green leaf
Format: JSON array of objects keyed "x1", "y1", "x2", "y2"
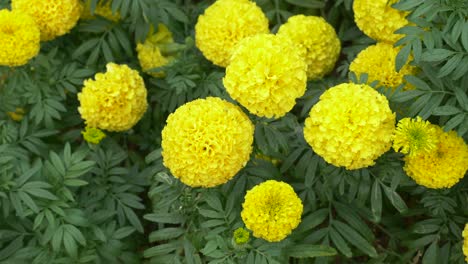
[{"x1": 285, "y1": 244, "x2": 337, "y2": 258}]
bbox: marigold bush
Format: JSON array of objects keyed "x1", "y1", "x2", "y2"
[{"x1": 0, "y1": 0, "x2": 467, "y2": 263}]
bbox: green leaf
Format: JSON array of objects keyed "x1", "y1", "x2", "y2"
[
  {"x1": 444, "y1": 114, "x2": 465, "y2": 131},
  {"x1": 392, "y1": 0, "x2": 424, "y2": 10},
  {"x1": 453, "y1": 86, "x2": 468, "y2": 111},
  {"x1": 144, "y1": 212, "x2": 184, "y2": 224},
  {"x1": 329, "y1": 228, "x2": 352, "y2": 258},
  {"x1": 395, "y1": 44, "x2": 411, "y2": 72},
  {"x1": 63, "y1": 230, "x2": 78, "y2": 258},
  {"x1": 113, "y1": 226, "x2": 136, "y2": 239},
  {"x1": 391, "y1": 90, "x2": 426, "y2": 103},
  {"x1": 438, "y1": 53, "x2": 463, "y2": 78},
  {"x1": 371, "y1": 181, "x2": 382, "y2": 223},
  {"x1": 421, "y1": 49, "x2": 455, "y2": 62},
  {"x1": 72, "y1": 38, "x2": 100, "y2": 59},
  {"x1": 333, "y1": 221, "x2": 378, "y2": 258},
  {"x1": 23, "y1": 188, "x2": 58, "y2": 200},
  {"x1": 143, "y1": 243, "x2": 181, "y2": 258},
  {"x1": 285, "y1": 0, "x2": 325, "y2": 8},
  {"x1": 462, "y1": 21, "x2": 468, "y2": 52},
  {"x1": 285, "y1": 244, "x2": 337, "y2": 258},
  {"x1": 381, "y1": 184, "x2": 408, "y2": 213},
  {"x1": 149, "y1": 228, "x2": 185, "y2": 242},
  {"x1": 432, "y1": 105, "x2": 461, "y2": 116}
]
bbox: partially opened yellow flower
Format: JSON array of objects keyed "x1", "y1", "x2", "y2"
[
  {"x1": 81, "y1": 0, "x2": 120, "y2": 22},
  {"x1": 136, "y1": 24, "x2": 176, "y2": 77},
  {"x1": 0, "y1": 9, "x2": 40, "y2": 67},
  {"x1": 349, "y1": 43, "x2": 417, "y2": 89},
  {"x1": 353, "y1": 0, "x2": 408, "y2": 43},
  {"x1": 195, "y1": 0, "x2": 269, "y2": 67},
  {"x1": 393, "y1": 117, "x2": 438, "y2": 156},
  {"x1": 12, "y1": 0, "x2": 82, "y2": 41},
  {"x1": 82, "y1": 126, "x2": 106, "y2": 144},
  {"x1": 6, "y1": 108, "x2": 26, "y2": 121},
  {"x1": 277, "y1": 15, "x2": 341, "y2": 80},
  {"x1": 161, "y1": 97, "x2": 254, "y2": 187},
  {"x1": 404, "y1": 125, "x2": 468, "y2": 189},
  {"x1": 241, "y1": 180, "x2": 303, "y2": 242}
]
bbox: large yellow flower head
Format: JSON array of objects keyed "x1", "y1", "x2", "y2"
[
  {"x1": 81, "y1": 0, "x2": 120, "y2": 22},
  {"x1": 463, "y1": 224, "x2": 468, "y2": 262},
  {"x1": 161, "y1": 97, "x2": 254, "y2": 188},
  {"x1": 241, "y1": 180, "x2": 303, "y2": 242},
  {"x1": 136, "y1": 24, "x2": 175, "y2": 77},
  {"x1": 304, "y1": 83, "x2": 395, "y2": 170},
  {"x1": 403, "y1": 125, "x2": 468, "y2": 189},
  {"x1": 393, "y1": 117, "x2": 438, "y2": 156},
  {"x1": 353, "y1": 0, "x2": 408, "y2": 43},
  {"x1": 195, "y1": 0, "x2": 269, "y2": 67},
  {"x1": 277, "y1": 15, "x2": 341, "y2": 80},
  {"x1": 223, "y1": 34, "x2": 307, "y2": 118},
  {"x1": 12, "y1": 0, "x2": 82, "y2": 41},
  {"x1": 78, "y1": 63, "x2": 148, "y2": 132},
  {"x1": 0, "y1": 9, "x2": 40, "y2": 67},
  {"x1": 349, "y1": 43, "x2": 417, "y2": 89}
]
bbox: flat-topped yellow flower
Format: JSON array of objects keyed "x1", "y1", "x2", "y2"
[
  {"x1": 304, "y1": 83, "x2": 395, "y2": 170},
  {"x1": 78, "y1": 63, "x2": 148, "y2": 132},
  {"x1": 349, "y1": 43, "x2": 417, "y2": 89},
  {"x1": 277, "y1": 15, "x2": 341, "y2": 80},
  {"x1": 241, "y1": 180, "x2": 303, "y2": 242},
  {"x1": 0, "y1": 9, "x2": 40, "y2": 67},
  {"x1": 136, "y1": 24, "x2": 175, "y2": 77},
  {"x1": 404, "y1": 125, "x2": 468, "y2": 189},
  {"x1": 195, "y1": 0, "x2": 269, "y2": 67},
  {"x1": 12, "y1": 0, "x2": 82, "y2": 41},
  {"x1": 223, "y1": 34, "x2": 307, "y2": 118},
  {"x1": 161, "y1": 97, "x2": 254, "y2": 188},
  {"x1": 353, "y1": 0, "x2": 408, "y2": 43}
]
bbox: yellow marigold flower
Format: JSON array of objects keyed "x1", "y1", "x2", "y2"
[
  {"x1": 277, "y1": 15, "x2": 341, "y2": 80},
  {"x1": 161, "y1": 97, "x2": 254, "y2": 188},
  {"x1": 0, "y1": 9, "x2": 40, "y2": 67},
  {"x1": 404, "y1": 125, "x2": 468, "y2": 189},
  {"x1": 81, "y1": 126, "x2": 106, "y2": 144},
  {"x1": 463, "y1": 224, "x2": 468, "y2": 262},
  {"x1": 349, "y1": 43, "x2": 417, "y2": 89},
  {"x1": 195, "y1": 0, "x2": 269, "y2": 67},
  {"x1": 6, "y1": 108, "x2": 26, "y2": 121},
  {"x1": 136, "y1": 24, "x2": 175, "y2": 78},
  {"x1": 12, "y1": 0, "x2": 82, "y2": 41},
  {"x1": 393, "y1": 117, "x2": 438, "y2": 156},
  {"x1": 78, "y1": 63, "x2": 148, "y2": 132},
  {"x1": 304, "y1": 83, "x2": 395, "y2": 170},
  {"x1": 353, "y1": 0, "x2": 408, "y2": 43},
  {"x1": 81, "y1": 0, "x2": 120, "y2": 22},
  {"x1": 233, "y1": 227, "x2": 250, "y2": 245},
  {"x1": 241, "y1": 180, "x2": 303, "y2": 242},
  {"x1": 223, "y1": 34, "x2": 307, "y2": 118}
]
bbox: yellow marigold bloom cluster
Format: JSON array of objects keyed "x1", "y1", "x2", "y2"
[
  {"x1": 0, "y1": 10, "x2": 40, "y2": 67},
  {"x1": 136, "y1": 24, "x2": 175, "y2": 77},
  {"x1": 6, "y1": 107, "x2": 26, "y2": 121},
  {"x1": 233, "y1": 227, "x2": 250, "y2": 245},
  {"x1": 12, "y1": 0, "x2": 82, "y2": 41},
  {"x1": 277, "y1": 15, "x2": 341, "y2": 80},
  {"x1": 223, "y1": 34, "x2": 307, "y2": 118},
  {"x1": 403, "y1": 125, "x2": 468, "y2": 189},
  {"x1": 81, "y1": 0, "x2": 120, "y2": 22},
  {"x1": 353, "y1": 0, "x2": 408, "y2": 43},
  {"x1": 78, "y1": 63, "x2": 148, "y2": 132},
  {"x1": 195, "y1": 0, "x2": 269, "y2": 67},
  {"x1": 350, "y1": 43, "x2": 417, "y2": 89},
  {"x1": 304, "y1": 83, "x2": 395, "y2": 170},
  {"x1": 161, "y1": 97, "x2": 254, "y2": 188},
  {"x1": 241, "y1": 180, "x2": 303, "y2": 242},
  {"x1": 393, "y1": 117, "x2": 438, "y2": 156},
  {"x1": 463, "y1": 224, "x2": 468, "y2": 262},
  {"x1": 82, "y1": 126, "x2": 106, "y2": 144}
]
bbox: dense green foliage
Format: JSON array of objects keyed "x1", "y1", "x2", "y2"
[{"x1": 0, "y1": 0, "x2": 467, "y2": 263}]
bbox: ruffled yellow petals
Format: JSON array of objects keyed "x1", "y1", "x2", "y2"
[
  {"x1": 161, "y1": 97, "x2": 254, "y2": 188},
  {"x1": 393, "y1": 117, "x2": 438, "y2": 156}
]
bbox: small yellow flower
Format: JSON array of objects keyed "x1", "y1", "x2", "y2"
[
  {"x1": 404, "y1": 125, "x2": 468, "y2": 189},
  {"x1": 353, "y1": 0, "x2": 408, "y2": 43},
  {"x1": 241, "y1": 180, "x2": 303, "y2": 242},
  {"x1": 195, "y1": 0, "x2": 269, "y2": 67},
  {"x1": 12, "y1": 0, "x2": 82, "y2": 41},
  {"x1": 82, "y1": 126, "x2": 106, "y2": 144},
  {"x1": 81, "y1": 0, "x2": 120, "y2": 22},
  {"x1": 7, "y1": 108, "x2": 26, "y2": 121},
  {"x1": 78, "y1": 63, "x2": 148, "y2": 132},
  {"x1": 223, "y1": 34, "x2": 307, "y2": 118},
  {"x1": 303, "y1": 83, "x2": 395, "y2": 170},
  {"x1": 277, "y1": 15, "x2": 341, "y2": 80},
  {"x1": 349, "y1": 43, "x2": 417, "y2": 89},
  {"x1": 393, "y1": 117, "x2": 438, "y2": 156},
  {"x1": 161, "y1": 97, "x2": 254, "y2": 188},
  {"x1": 0, "y1": 9, "x2": 40, "y2": 67},
  {"x1": 136, "y1": 24, "x2": 177, "y2": 77},
  {"x1": 233, "y1": 228, "x2": 250, "y2": 245},
  {"x1": 463, "y1": 224, "x2": 468, "y2": 262}
]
